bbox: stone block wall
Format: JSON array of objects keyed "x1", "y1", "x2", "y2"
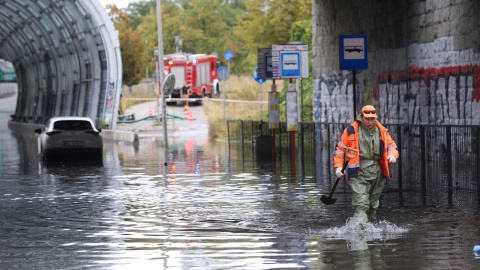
[{"x1": 312, "y1": 0, "x2": 480, "y2": 125}]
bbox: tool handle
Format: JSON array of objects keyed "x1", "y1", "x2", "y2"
[
  {"x1": 328, "y1": 178, "x2": 340, "y2": 198},
  {"x1": 328, "y1": 160, "x2": 348, "y2": 198}
]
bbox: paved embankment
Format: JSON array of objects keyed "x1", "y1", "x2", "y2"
[{"x1": 115, "y1": 100, "x2": 209, "y2": 140}]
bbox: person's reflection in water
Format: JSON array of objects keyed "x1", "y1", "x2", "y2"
[
  {"x1": 348, "y1": 233, "x2": 385, "y2": 270},
  {"x1": 344, "y1": 219, "x2": 386, "y2": 270}
]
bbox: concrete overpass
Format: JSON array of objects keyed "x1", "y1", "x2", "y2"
[{"x1": 0, "y1": 0, "x2": 122, "y2": 129}]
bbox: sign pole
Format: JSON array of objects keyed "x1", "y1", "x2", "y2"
[
  {"x1": 271, "y1": 80, "x2": 277, "y2": 173},
  {"x1": 155, "y1": 0, "x2": 168, "y2": 166},
  {"x1": 339, "y1": 35, "x2": 368, "y2": 119},
  {"x1": 225, "y1": 59, "x2": 230, "y2": 120},
  {"x1": 287, "y1": 78, "x2": 296, "y2": 179},
  {"x1": 253, "y1": 68, "x2": 266, "y2": 122},
  {"x1": 223, "y1": 79, "x2": 226, "y2": 120},
  {"x1": 223, "y1": 50, "x2": 234, "y2": 121},
  {"x1": 259, "y1": 83, "x2": 263, "y2": 121},
  {"x1": 353, "y1": 70, "x2": 356, "y2": 118}
]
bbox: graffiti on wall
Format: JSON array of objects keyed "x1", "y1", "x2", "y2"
[{"x1": 314, "y1": 65, "x2": 480, "y2": 125}]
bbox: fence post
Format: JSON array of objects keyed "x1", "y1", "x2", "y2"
[
  {"x1": 397, "y1": 126, "x2": 403, "y2": 191},
  {"x1": 227, "y1": 120, "x2": 231, "y2": 165},
  {"x1": 446, "y1": 126, "x2": 453, "y2": 190},
  {"x1": 278, "y1": 124, "x2": 283, "y2": 171},
  {"x1": 241, "y1": 120, "x2": 244, "y2": 167},
  {"x1": 251, "y1": 121, "x2": 254, "y2": 164},
  {"x1": 314, "y1": 123, "x2": 318, "y2": 180},
  {"x1": 420, "y1": 126, "x2": 425, "y2": 194},
  {"x1": 476, "y1": 127, "x2": 480, "y2": 200},
  {"x1": 300, "y1": 123, "x2": 305, "y2": 178}
]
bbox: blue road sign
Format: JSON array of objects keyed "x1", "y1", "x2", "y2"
[
  {"x1": 280, "y1": 52, "x2": 301, "y2": 78},
  {"x1": 218, "y1": 66, "x2": 229, "y2": 81},
  {"x1": 253, "y1": 68, "x2": 266, "y2": 84},
  {"x1": 224, "y1": 50, "x2": 233, "y2": 61},
  {"x1": 339, "y1": 34, "x2": 368, "y2": 70}
]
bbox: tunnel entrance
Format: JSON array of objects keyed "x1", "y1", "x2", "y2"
[{"x1": 0, "y1": 0, "x2": 122, "y2": 129}]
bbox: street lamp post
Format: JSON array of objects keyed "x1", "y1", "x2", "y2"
[{"x1": 156, "y1": 0, "x2": 168, "y2": 166}]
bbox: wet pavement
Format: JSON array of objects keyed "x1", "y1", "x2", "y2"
[
  {"x1": 1, "y1": 94, "x2": 480, "y2": 269},
  {"x1": 115, "y1": 100, "x2": 208, "y2": 140}
]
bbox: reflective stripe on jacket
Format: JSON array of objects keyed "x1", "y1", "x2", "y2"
[{"x1": 333, "y1": 120, "x2": 399, "y2": 179}]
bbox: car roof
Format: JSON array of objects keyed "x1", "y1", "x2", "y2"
[
  {"x1": 48, "y1": 116, "x2": 94, "y2": 122},
  {"x1": 46, "y1": 117, "x2": 96, "y2": 129}
]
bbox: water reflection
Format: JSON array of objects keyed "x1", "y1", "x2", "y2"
[{"x1": 1, "y1": 116, "x2": 480, "y2": 268}]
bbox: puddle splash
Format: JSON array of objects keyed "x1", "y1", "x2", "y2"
[{"x1": 319, "y1": 217, "x2": 411, "y2": 251}]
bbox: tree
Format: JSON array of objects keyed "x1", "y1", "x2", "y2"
[
  {"x1": 136, "y1": 2, "x2": 182, "y2": 77},
  {"x1": 124, "y1": 0, "x2": 157, "y2": 29},
  {"x1": 180, "y1": 0, "x2": 230, "y2": 55},
  {"x1": 108, "y1": 0, "x2": 313, "y2": 84},
  {"x1": 106, "y1": 5, "x2": 145, "y2": 86},
  {"x1": 233, "y1": 0, "x2": 311, "y2": 74}
]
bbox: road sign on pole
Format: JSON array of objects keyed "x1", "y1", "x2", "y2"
[
  {"x1": 217, "y1": 66, "x2": 229, "y2": 120},
  {"x1": 253, "y1": 68, "x2": 266, "y2": 121},
  {"x1": 339, "y1": 34, "x2": 368, "y2": 70},
  {"x1": 271, "y1": 44, "x2": 309, "y2": 79},
  {"x1": 253, "y1": 68, "x2": 266, "y2": 84},
  {"x1": 339, "y1": 34, "x2": 368, "y2": 118},
  {"x1": 218, "y1": 66, "x2": 229, "y2": 81},
  {"x1": 224, "y1": 50, "x2": 233, "y2": 61}
]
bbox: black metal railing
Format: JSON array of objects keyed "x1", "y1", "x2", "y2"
[{"x1": 227, "y1": 120, "x2": 480, "y2": 204}]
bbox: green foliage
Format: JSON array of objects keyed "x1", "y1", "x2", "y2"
[
  {"x1": 109, "y1": 0, "x2": 314, "y2": 117},
  {"x1": 124, "y1": 0, "x2": 156, "y2": 29},
  {"x1": 119, "y1": 26, "x2": 146, "y2": 86},
  {"x1": 233, "y1": 0, "x2": 311, "y2": 74}
]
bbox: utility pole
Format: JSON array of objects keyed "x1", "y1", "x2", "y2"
[{"x1": 156, "y1": 0, "x2": 168, "y2": 166}]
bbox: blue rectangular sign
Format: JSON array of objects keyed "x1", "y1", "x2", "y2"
[
  {"x1": 339, "y1": 35, "x2": 368, "y2": 70},
  {"x1": 280, "y1": 52, "x2": 301, "y2": 78}
]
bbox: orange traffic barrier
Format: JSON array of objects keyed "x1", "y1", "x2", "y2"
[{"x1": 183, "y1": 105, "x2": 194, "y2": 121}]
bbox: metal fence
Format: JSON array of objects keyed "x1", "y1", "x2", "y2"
[{"x1": 227, "y1": 120, "x2": 480, "y2": 205}]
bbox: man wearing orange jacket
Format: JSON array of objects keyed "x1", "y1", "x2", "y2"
[{"x1": 333, "y1": 105, "x2": 399, "y2": 225}]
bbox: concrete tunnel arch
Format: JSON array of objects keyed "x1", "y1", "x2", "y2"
[{"x1": 0, "y1": 0, "x2": 122, "y2": 129}]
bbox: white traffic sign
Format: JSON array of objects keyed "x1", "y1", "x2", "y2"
[{"x1": 271, "y1": 43, "x2": 309, "y2": 79}]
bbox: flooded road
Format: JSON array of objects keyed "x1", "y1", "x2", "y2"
[{"x1": 1, "y1": 95, "x2": 480, "y2": 269}]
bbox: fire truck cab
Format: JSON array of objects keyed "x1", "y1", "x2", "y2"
[{"x1": 163, "y1": 53, "x2": 220, "y2": 105}]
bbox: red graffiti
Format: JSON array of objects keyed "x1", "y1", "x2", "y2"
[{"x1": 375, "y1": 65, "x2": 480, "y2": 101}]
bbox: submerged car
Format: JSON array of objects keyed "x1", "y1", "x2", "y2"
[{"x1": 34, "y1": 117, "x2": 103, "y2": 161}]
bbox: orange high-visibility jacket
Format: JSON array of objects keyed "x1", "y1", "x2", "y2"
[{"x1": 333, "y1": 120, "x2": 399, "y2": 179}]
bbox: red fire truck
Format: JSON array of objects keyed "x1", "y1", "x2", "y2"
[{"x1": 163, "y1": 53, "x2": 220, "y2": 105}]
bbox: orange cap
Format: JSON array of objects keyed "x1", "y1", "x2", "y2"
[{"x1": 361, "y1": 105, "x2": 377, "y2": 118}]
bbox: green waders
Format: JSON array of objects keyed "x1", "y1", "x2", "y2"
[{"x1": 349, "y1": 161, "x2": 383, "y2": 223}]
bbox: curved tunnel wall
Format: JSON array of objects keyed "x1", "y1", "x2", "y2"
[{"x1": 0, "y1": 0, "x2": 122, "y2": 129}]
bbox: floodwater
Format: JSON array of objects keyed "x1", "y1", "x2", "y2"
[{"x1": 1, "y1": 97, "x2": 480, "y2": 269}]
